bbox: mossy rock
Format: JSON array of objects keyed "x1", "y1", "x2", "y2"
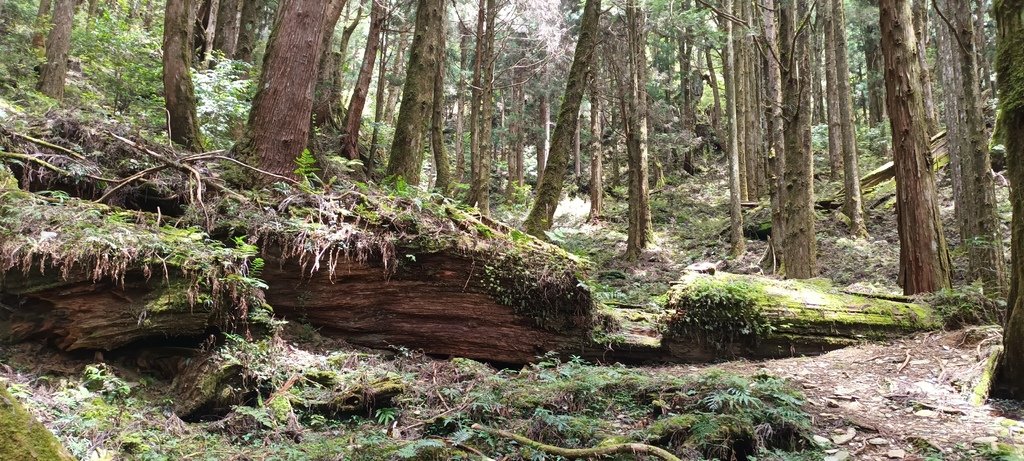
[{"x1": 0, "y1": 382, "x2": 75, "y2": 461}]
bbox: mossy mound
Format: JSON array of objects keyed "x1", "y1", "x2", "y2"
[
  {"x1": 663, "y1": 273, "x2": 942, "y2": 357},
  {"x1": 0, "y1": 381, "x2": 75, "y2": 461}
]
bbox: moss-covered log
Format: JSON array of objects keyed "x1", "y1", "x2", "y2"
[
  {"x1": 0, "y1": 180, "x2": 593, "y2": 364},
  {"x1": 660, "y1": 273, "x2": 940, "y2": 360},
  {"x1": 0, "y1": 382, "x2": 75, "y2": 461}
]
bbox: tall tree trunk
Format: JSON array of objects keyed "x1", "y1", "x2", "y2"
[
  {"x1": 472, "y1": 0, "x2": 497, "y2": 215},
  {"x1": 340, "y1": 0, "x2": 384, "y2": 161},
  {"x1": 467, "y1": 0, "x2": 490, "y2": 211},
  {"x1": 912, "y1": 0, "x2": 940, "y2": 135},
  {"x1": 386, "y1": 0, "x2": 444, "y2": 185},
  {"x1": 430, "y1": 0, "x2": 450, "y2": 193},
  {"x1": 780, "y1": 0, "x2": 817, "y2": 279},
  {"x1": 810, "y1": 16, "x2": 827, "y2": 126},
  {"x1": 994, "y1": 0, "x2": 1024, "y2": 400},
  {"x1": 879, "y1": 0, "x2": 952, "y2": 294},
  {"x1": 454, "y1": 24, "x2": 468, "y2": 182},
  {"x1": 624, "y1": 0, "x2": 651, "y2": 261},
  {"x1": 734, "y1": 8, "x2": 749, "y2": 202},
  {"x1": 200, "y1": 0, "x2": 220, "y2": 68},
  {"x1": 832, "y1": 0, "x2": 867, "y2": 237},
  {"x1": 824, "y1": 0, "x2": 845, "y2": 183},
  {"x1": 37, "y1": 0, "x2": 73, "y2": 101},
  {"x1": 764, "y1": 0, "x2": 785, "y2": 266},
  {"x1": 725, "y1": 0, "x2": 744, "y2": 258},
  {"x1": 311, "y1": 1, "x2": 352, "y2": 132},
  {"x1": 864, "y1": 30, "x2": 886, "y2": 127},
  {"x1": 523, "y1": 0, "x2": 601, "y2": 235},
  {"x1": 742, "y1": 0, "x2": 762, "y2": 199},
  {"x1": 234, "y1": 0, "x2": 264, "y2": 62},
  {"x1": 537, "y1": 92, "x2": 551, "y2": 183},
  {"x1": 368, "y1": 28, "x2": 390, "y2": 174},
  {"x1": 31, "y1": 0, "x2": 52, "y2": 49},
  {"x1": 213, "y1": 0, "x2": 241, "y2": 57},
  {"x1": 706, "y1": 47, "x2": 723, "y2": 141},
  {"x1": 938, "y1": 0, "x2": 1007, "y2": 295},
  {"x1": 383, "y1": 32, "x2": 410, "y2": 126},
  {"x1": 162, "y1": 0, "x2": 204, "y2": 152},
  {"x1": 232, "y1": 0, "x2": 344, "y2": 180},
  {"x1": 588, "y1": 76, "x2": 603, "y2": 221}
]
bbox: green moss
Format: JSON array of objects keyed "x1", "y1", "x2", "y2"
[
  {"x1": 0, "y1": 382, "x2": 75, "y2": 461},
  {"x1": 267, "y1": 395, "x2": 293, "y2": 424},
  {"x1": 664, "y1": 277, "x2": 774, "y2": 349}
]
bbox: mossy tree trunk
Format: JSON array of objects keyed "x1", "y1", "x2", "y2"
[
  {"x1": 0, "y1": 383, "x2": 75, "y2": 461},
  {"x1": 234, "y1": 0, "x2": 266, "y2": 63},
  {"x1": 624, "y1": 0, "x2": 652, "y2": 261},
  {"x1": 764, "y1": 0, "x2": 785, "y2": 263},
  {"x1": 523, "y1": 0, "x2": 601, "y2": 236},
  {"x1": 911, "y1": 0, "x2": 940, "y2": 136},
  {"x1": 879, "y1": 0, "x2": 952, "y2": 294},
  {"x1": 454, "y1": 25, "x2": 468, "y2": 181},
  {"x1": 467, "y1": 0, "x2": 495, "y2": 214},
  {"x1": 994, "y1": 0, "x2": 1024, "y2": 400},
  {"x1": 588, "y1": 72, "x2": 603, "y2": 222},
  {"x1": 340, "y1": 0, "x2": 384, "y2": 161},
  {"x1": 780, "y1": 0, "x2": 816, "y2": 279},
  {"x1": 724, "y1": 0, "x2": 744, "y2": 258},
  {"x1": 30, "y1": 0, "x2": 51, "y2": 49},
  {"x1": 231, "y1": 0, "x2": 344, "y2": 181},
  {"x1": 831, "y1": 0, "x2": 867, "y2": 237},
  {"x1": 212, "y1": 0, "x2": 240, "y2": 57},
  {"x1": 386, "y1": 0, "x2": 444, "y2": 185},
  {"x1": 430, "y1": 0, "x2": 451, "y2": 193},
  {"x1": 938, "y1": 0, "x2": 1007, "y2": 297},
  {"x1": 37, "y1": 0, "x2": 73, "y2": 101},
  {"x1": 162, "y1": 0, "x2": 205, "y2": 152}
]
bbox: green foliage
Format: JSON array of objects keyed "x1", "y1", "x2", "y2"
[
  {"x1": 927, "y1": 284, "x2": 1006, "y2": 328},
  {"x1": 194, "y1": 58, "x2": 254, "y2": 149},
  {"x1": 70, "y1": 12, "x2": 162, "y2": 117},
  {"x1": 665, "y1": 277, "x2": 774, "y2": 349}
]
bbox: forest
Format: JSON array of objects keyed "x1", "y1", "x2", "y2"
[{"x1": 0, "y1": 0, "x2": 1023, "y2": 459}]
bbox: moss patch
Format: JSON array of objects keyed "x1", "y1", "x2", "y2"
[{"x1": 0, "y1": 382, "x2": 75, "y2": 461}]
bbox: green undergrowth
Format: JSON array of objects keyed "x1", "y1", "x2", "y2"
[
  {"x1": 2, "y1": 330, "x2": 817, "y2": 461},
  {"x1": 664, "y1": 276, "x2": 774, "y2": 349}
]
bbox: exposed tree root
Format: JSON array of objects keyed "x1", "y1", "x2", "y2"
[{"x1": 471, "y1": 424, "x2": 683, "y2": 461}]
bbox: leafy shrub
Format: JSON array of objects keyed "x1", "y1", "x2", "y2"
[{"x1": 194, "y1": 57, "x2": 254, "y2": 149}]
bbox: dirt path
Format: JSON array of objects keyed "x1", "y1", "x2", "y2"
[{"x1": 661, "y1": 328, "x2": 1019, "y2": 460}]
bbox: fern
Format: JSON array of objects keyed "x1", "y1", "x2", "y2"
[{"x1": 394, "y1": 439, "x2": 445, "y2": 459}]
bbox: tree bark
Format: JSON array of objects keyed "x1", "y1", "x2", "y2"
[
  {"x1": 386, "y1": 0, "x2": 444, "y2": 185},
  {"x1": 705, "y1": 47, "x2": 723, "y2": 144},
  {"x1": 831, "y1": 0, "x2": 867, "y2": 237},
  {"x1": 764, "y1": 0, "x2": 785, "y2": 266},
  {"x1": 430, "y1": 0, "x2": 450, "y2": 193},
  {"x1": 454, "y1": 24, "x2": 468, "y2": 182},
  {"x1": 234, "y1": 0, "x2": 265, "y2": 63},
  {"x1": 725, "y1": 0, "x2": 744, "y2": 258},
  {"x1": 780, "y1": 0, "x2": 817, "y2": 279},
  {"x1": 864, "y1": 26, "x2": 886, "y2": 127},
  {"x1": 912, "y1": 0, "x2": 940, "y2": 135},
  {"x1": 162, "y1": 0, "x2": 204, "y2": 152},
  {"x1": 624, "y1": 0, "x2": 651, "y2": 261},
  {"x1": 232, "y1": 0, "x2": 344, "y2": 181},
  {"x1": 523, "y1": 0, "x2": 601, "y2": 235},
  {"x1": 213, "y1": 0, "x2": 241, "y2": 57},
  {"x1": 879, "y1": 0, "x2": 952, "y2": 294},
  {"x1": 31, "y1": 0, "x2": 51, "y2": 49},
  {"x1": 937, "y1": 0, "x2": 1007, "y2": 296},
  {"x1": 588, "y1": 75, "x2": 603, "y2": 222},
  {"x1": 537, "y1": 92, "x2": 550, "y2": 183},
  {"x1": 37, "y1": 0, "x2": 73, "y2": 101},
  {"x1": 824, "y1": 0, "x2": 845, "y2": 183},
  {"x1": 994, "y1": 0, "x2": 1024, "y2": 400},
  {"x1": 467, "y1": 0, "x2": 495, "y2": 214},
  {"x1": 340, "y1": 0, "x2": 384, "y2": 161}
]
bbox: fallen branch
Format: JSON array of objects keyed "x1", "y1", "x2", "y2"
[
  {"x1": 10, "y1": 131, "x2": 88, "y2": 161},
  {"x1": 470, "y1": 424, "x2": 683, "y2": 461},
  {"x1": 0, "y1": 150, "x2": 115, "y2": 183}
]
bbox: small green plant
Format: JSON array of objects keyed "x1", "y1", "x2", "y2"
[
  {"x1": 294, "y1": 148, "x2": 322, "y2": 187},
  {"x1": 375, "y1": 407, "x2": 398, "y2": 425}
]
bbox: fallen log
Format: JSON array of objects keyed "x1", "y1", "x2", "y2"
[
  {"x1": 0, "y1": 180, "x2": 593, "y2": 365},
  {"x1": 659, "y1": 272, "x2": 941, "y2": 361}
]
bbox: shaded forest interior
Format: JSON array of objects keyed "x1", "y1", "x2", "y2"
[{"x1": 1, "y1": 0, "x2": 1024, "y2": 459}]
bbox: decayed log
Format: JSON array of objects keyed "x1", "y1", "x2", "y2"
[
  {"x1": 0, "y1": 185, "x2": 593, "y2": 365},
  {"x1": 659, "y1": 272, "x2": 940, "y2": 361}
]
